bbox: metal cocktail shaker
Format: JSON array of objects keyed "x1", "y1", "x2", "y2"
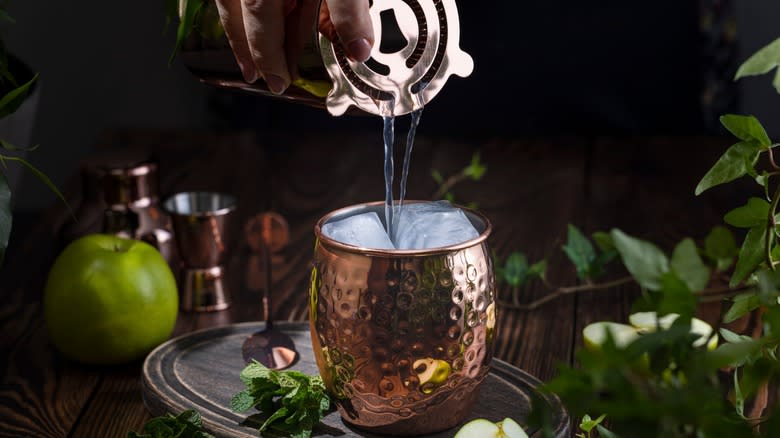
[{"x1": 177, "y1": 0, "x2": 473, "y2": 116}]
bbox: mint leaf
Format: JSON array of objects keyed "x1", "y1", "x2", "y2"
[
  {"x1": 231, "y1": 390, "x2": 255, "y2": 413},
  {"x1": 503, "y1": 252, "x2": 528, "y2": 287},
  {"x1": 127, "y1": 409, "x2": 213, "y2": 438},
  {"x1": 240, "y1": 361, "x2": 272, "y2": 385},
  {"x1": 563, "y1": 224, "x2": 597, "y2": 280},
  {"x1": 233, "y1": 361, "x2": 331, "y2": 438},
  {"x1": 704, "y1": 226, "x2": 737, "y2": 271},
  {"x1": 719, "y1": 114, "x2": 772, "y2": 149},
  {"x1": 670, "y1": 238, "x2": 710, "y2": 292},
  {"x1": 731, "y1": 226, "x2": 766, "y2": 286},
  {"x1": 611, "y1": 229, "x2": 669, "y2": 290},
  {"x1": 735, "y1": 36, "x2": 780, "y2": 94},
  {"x1": 695, "y1": 141, "x2": 760, "y2": 195},
  {"x1": 724, "y1": 197, "x2": 771, "y2": 228}
]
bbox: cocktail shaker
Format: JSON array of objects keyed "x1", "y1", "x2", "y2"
[{"x1": 177, "y1": 0, "x2": 473, "y2": 116}]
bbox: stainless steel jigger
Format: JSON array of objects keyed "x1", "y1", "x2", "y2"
[
  {"x1": 321, "y1": 0, "x2": 473, "y2": 116},
  {"x1": 163, "y1": 192, "x2": 237, "y2": 312}
]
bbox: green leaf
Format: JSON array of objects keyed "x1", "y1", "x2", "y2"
[
  {"x1": 610, "y1": 229, "x2": 669, "y2": 290},
  {"x1": 756, "y1": 269, "x2": 780, "y2": 305},
  {"x1": 0, "y1": 139, "x2": 39, "y2": 152},
  {"x1": 735, "y1": 36, "x2": 780, "y2": 93},
  {"x1": 756, "y1": 171, "x2": 770, "y2": 189},
  {"x1": 733, "y1": 371, "x2": 745, "y2": 418},
  {"x1": 528, "y1": 259, "x2": 547, "y2": 282},
  {"x1": 724, "y1": 293, "x2": 761, "y2": 323},
  {"x1": 233, "y1": 361, "x2": 331, "y2": 438},
  {"x1": 175, "y1": 410, "x2": 203, "y2": 428},
  {"x1": 658, "y1": 272, "x2": 697, "y2": 319},
  {"x1": 431, "y1": 169, "x2": 444, "y2": 185},
  {"x1": 724, "y1": 197, "x2": 770, "y2": 228},
  {"x1": 719, "y1": 328, "x2": 753, "y2": 344},
  {"x1": 562, "y1": 224, "x2": 597, "y2": 280},
  {"x1": 503, "y1": 252, "x2": 528, "y2": 287},
  {"x1": 595, "y1": 425, "x2": 620, "y2": 438},
  {"x1": 231, "y1": 390, "x2": 255, "y2": 412},
  {"x1": 706, "y1": 339, "x2": 762, "y2": 369},
  {"x1": 170, "y1": 0, "x2": 206, "y2": 64},
  {"x1": 704, "y1": 226, "x2": 738, "y2": 271},
  {"x1": 695, "y1": 141, "x2": 760, "y2": 195},
  {"x1": 579, "y1": 413, "x2": 606, "y2": 433},
  {"x1": 0, "y1": 9, "x2": 15, "y2": 23},
  {"x1": 731, "y1": 226, "x2": 766, "y2": 287},
  {"x1": 128, "y1": 409, "x2": 213, "y2": 438},
  {"x1": 240, "y1": 361, "x2": 272, "y2": 385},
  {"x1": 3, "y1": 156, "x2": 74, "y2": 220},
  {"x1": 720, "y1": 114, "x2": 772, "y2": 148},
  {"x1": 592, "y1": 231, "x2": 615, "y2": 252},
  {"x1": 670, "y1": 238, "x2": 710, "y2": 291},
  {"x1": 0, "y1": 172, "x2": 9, "y2": 267},
  {"x1": 462, "y1": 152, "x2": 486, "y2": 181},
  {"x1": 0, "y1": 73, "x2": 37, "y2": 118}
]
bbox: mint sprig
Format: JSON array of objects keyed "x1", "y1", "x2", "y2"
[
  {"x1": 127, "y1": 410, "x2": 213, "y2": 438},
  {"x1": 231, "y1": 361, "x2": 331, "y2": 438}
]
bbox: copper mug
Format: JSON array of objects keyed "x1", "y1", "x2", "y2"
[{"x1": 310, "y1": 201, "x2": 496, "y2": 435}]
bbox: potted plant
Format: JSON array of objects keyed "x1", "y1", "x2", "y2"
[
  {"x1": 0, "y1": 4, "x2": 67, "y2": 265},
  {"x1": 499, "y1": 36, "x2": 780, "y2": 437}
]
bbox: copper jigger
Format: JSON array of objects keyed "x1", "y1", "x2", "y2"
[
  {"x1": 310, "y1": 201, "x2": 496, "y2": 435},
  {"x1": 163, "y1": 192, "x2": 237, "y2": 312}
]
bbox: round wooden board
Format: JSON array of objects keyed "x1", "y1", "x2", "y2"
[{"x1": 142, "y1": 322, "x2": 570, "y2": 437}]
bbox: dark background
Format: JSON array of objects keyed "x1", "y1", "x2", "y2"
[{"x1": 5, "y1": 0, "x2": 780, "y2": 209}]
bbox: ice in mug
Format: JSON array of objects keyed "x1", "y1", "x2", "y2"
[{"x1": 321, "y1": 201, "x2": 480, "y2": 250}]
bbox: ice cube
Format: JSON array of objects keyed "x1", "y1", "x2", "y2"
[
  {"x1": 321, "y1": 212, "x2": 395, "y2": 249},
  {"x1": 393, "y1": 201, "x2": 480, "y2": 249}
]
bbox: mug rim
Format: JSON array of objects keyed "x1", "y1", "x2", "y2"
[{"x1": 314, "y1": 200, "x2": 492, "y2": 256}]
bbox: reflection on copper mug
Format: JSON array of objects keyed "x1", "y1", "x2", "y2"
[
  {"x1": 163, "y1": 192, "x2": 237, "y2": 312},
  {"x1": 310, "y1": 201, "x2": 496, "y2": 435}
]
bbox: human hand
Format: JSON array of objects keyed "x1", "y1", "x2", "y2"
[{"x1": 214, "y1": 0, "x2": 374, "y2": 95}]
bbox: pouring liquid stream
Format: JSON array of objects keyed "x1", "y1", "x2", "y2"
[{"x1": 381, "y1": 97, "x2": 425, "y2": 238}]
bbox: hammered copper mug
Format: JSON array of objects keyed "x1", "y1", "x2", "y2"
[{"x1": 310, "y1": 201, "x2": 497, "y2": 435}]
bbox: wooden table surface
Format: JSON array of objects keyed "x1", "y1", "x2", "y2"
[{"x1": 0, "y1": 129, "x2": 746, "y2": 437}]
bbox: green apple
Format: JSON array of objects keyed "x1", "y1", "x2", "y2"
[
  {"x1": 629, "y1": 312, "x2": 718, "y2": 350},
  {"x1": 43, "y1": 234, "x2": 178, "y2": 365},
  {"x1": 455, "y1": 418, "x2": 528, "y2": 438}
]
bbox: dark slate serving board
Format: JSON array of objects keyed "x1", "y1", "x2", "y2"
[{"x1": 141, "y1": 322, "x2": 569, "y2": 437}]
